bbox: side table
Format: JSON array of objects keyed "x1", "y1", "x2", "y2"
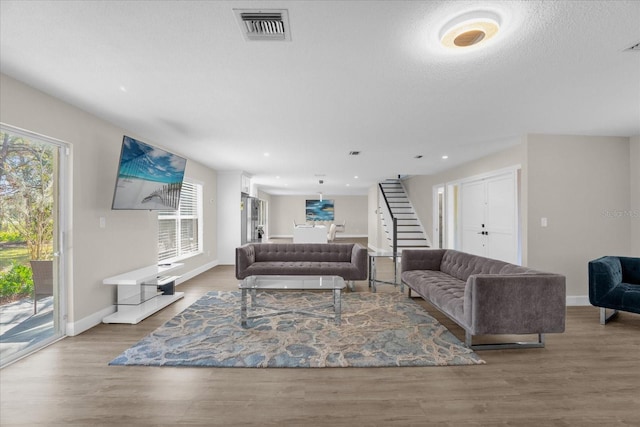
[{"x1": 368, "y1": 251, "x2": 402, "y2": 293}]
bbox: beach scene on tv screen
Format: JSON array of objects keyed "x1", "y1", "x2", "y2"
[{"x1": 112, "y1": 136, "x2": 187, "y2": 210}]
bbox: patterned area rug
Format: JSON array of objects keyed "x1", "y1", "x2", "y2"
[{"x1": 109, "y1": 290, "x2": 484, "y2": 368}]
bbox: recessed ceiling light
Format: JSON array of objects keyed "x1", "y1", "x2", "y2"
[
  {"x1": 354, "y1": 175, "x2": 359, "y2": 179},
  {"x1": 263, "y1": 152, "x2": 270, "y2": 157},
  {"x1": 440, "y1": 11, "x2": 501, "y2": 49},
  {"x1": 442, "y1": 155, "x2": 449, "y2": 159}
]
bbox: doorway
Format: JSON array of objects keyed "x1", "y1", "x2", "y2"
[
  {"x1": 436, "y1": 167, "x2": 520, "y2": 264},
  {"x1": 433, "y1": 185, "x2": 445, "y2": 249},
  {"x1": 460, "y1": 170, "x2": 519, "y2": 264},
  {"x1": 0, "y1": 124, "x2": 66, "y2": 367}
]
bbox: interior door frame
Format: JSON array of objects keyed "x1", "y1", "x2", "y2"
[{"x1": 437, "y1": 165, "x2": 521, "y2": 262}]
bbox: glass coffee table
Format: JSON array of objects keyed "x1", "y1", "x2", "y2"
[{"x1": 238, "y1": 275, "x2": 346, "y2": 327}]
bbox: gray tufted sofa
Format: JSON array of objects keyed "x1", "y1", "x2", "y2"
[
  {"x1": 235, "y1": 243, "x2": 368, "y2": 290},
  {"x1": 401, "y1": 249, "x2": 566, "y2": 350}
]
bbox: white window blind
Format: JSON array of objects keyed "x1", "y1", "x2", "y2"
[{"x1": 158, "y1": 181, "x2": 202, "y2": 262}]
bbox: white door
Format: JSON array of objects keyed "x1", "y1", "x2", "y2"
[
  {"x1": 485, "y1": 173, "x2": 517, "y2": 263},
  {"x1": 461, "y1": 180, "x2": 487, "y2": 257},
  {"x1": 460, "y1": 171, "x2": 518, "y2": 263}
]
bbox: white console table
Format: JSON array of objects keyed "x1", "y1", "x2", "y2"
[{"x1": 102, "y1": 263, "x2": 184, "y2": 324}]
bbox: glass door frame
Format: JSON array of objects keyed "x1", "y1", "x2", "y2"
[{"x1": 0, "y1": 123, "x2": 69, "y2": 366}]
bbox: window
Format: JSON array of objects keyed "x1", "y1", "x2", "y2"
[{"x1": 158, "y1": 180, "x2": 203, "y2": 262}]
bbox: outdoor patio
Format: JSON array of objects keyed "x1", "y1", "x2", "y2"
[{"x1": 0, "y1": 296, "x2": 54, "y2": 363}]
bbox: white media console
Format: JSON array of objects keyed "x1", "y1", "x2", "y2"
[{"x1": 102, "y1": 263, "x2": 184, "y2": 324}]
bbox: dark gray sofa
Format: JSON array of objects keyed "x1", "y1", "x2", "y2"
[
  {"x1": 401, "y1": 249, "x2": 566, "y2": 350},
  {"x1": 235, "y1": 243, "x2": 368, "y2": 290}
]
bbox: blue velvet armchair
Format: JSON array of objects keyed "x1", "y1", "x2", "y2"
[{"x1": 588, "y1": 256, "x2": 640, "y2": 324}]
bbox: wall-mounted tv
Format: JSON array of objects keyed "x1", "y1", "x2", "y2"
[
  {"x1": 306, "y1": 199, "x2": 334, "y2": 221},
  {"x1": 112, "y1": 136, "x2": 187, "y2": 210}
]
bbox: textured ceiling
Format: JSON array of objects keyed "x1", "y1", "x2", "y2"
[{"x1": 1, "y1": 0, "x2": 639, "y2": 195}]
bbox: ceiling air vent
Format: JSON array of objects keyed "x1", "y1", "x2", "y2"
[{"x1": 234, "y1": 9, "x2": 291, "y2": 41}]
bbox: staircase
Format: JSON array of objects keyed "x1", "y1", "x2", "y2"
[{"x1": 379, "y1": 179, "x2": 431, "y2": 253}]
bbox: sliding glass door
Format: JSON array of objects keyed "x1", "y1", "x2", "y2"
[{"x1": 0, "y1": 124, "x2": 66, "y2": 367}]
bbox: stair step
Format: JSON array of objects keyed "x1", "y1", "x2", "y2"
[
  {"x1": 382, "y1": 214, "x2": 418, "y2": 221},
  {"x1": 386, "y1": 235, "x2": 427, "y2": 240},
  {"x1": 392, "y1": 242, "x2": 431, "y2": 247},
  {"x1": 392, "y1": 214, "x2": 417, "y2": 219}
]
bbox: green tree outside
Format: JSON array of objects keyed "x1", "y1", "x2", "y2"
[{"x1": 0, "y1": 131, "x2": 54, "y2": 302}]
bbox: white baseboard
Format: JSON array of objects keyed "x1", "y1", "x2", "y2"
[
  {"x1": 567, "y1": 295, "x2": 590, "y2": 306},
  {"x1": 66, "y1": 260, "x2": 220, "y2": 336},
  {"x1": 176, "y1": 259, "x2": 219, "y2": 285},
  {"x1": 66, "y1": 305, "x2": 115, "y2": 337}
]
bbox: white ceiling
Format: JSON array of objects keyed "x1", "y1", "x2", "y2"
[{"x1": 1, "y1": 1, "x2": 639, "y2": 196}]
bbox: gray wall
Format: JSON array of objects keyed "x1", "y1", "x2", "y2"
[
  {"x1": 0, "y1": 73, "x2": 218, "y2": 334},
  {"x1": 631, "y1": 136, "x2": 640, "y2": 255},
  {"x1": 367, "y1": 185, "x2": 391, "y2": 251},
  {"x1": 526, "y1": 134, "x2": 635, "y2": 302},
  {"x1": 268, "y1": 195, "x2": 368, "y2": 238}
]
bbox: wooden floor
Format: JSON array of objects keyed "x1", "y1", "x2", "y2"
[{"x1": 1, "y1": 247, "x2": 640, "y2": 426}]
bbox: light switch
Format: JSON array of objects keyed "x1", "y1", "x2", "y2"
[
  {"x1": 541, "y1": 217, "x2": 548, "y2": 227},
  {"x1": 99, "y1": 216, "x2": 106, "y2": 228}
]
